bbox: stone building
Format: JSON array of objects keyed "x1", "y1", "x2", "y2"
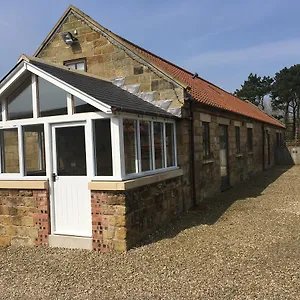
[{"x1": 0, "y1": 5, "x2": 284, "y2": 252}]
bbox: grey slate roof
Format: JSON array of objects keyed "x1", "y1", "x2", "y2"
[{"x1": 29, "y1": 60, "x2": 175, "y2": 118}]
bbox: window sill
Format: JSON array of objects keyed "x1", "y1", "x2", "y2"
[
  {"x1": 0, "y1": 180, "x2": 48, "y2": 190},
  {"x1": 236, "y1": 153, "x2": 243, "y2": 158},
  {"x1": 88, "y1": 168, "x2": 183, "y2": 191},
  {"x1": 248, "y1": 152, "x2": 254, "y2": 155},
  {"x1": 202, "y1": 159, "x2": 214, "y2": 165}
]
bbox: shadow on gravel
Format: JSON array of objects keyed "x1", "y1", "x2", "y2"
[{"x1": 140, "y1": 165, "x2": 292, "y2": 247}]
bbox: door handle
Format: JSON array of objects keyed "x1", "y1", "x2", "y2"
[{"x1": 52, "y1": 173, "x2": 57, "y2": 182}]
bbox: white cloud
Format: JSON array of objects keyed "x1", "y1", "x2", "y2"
[{"x1": 183, "y1": 38, "x2": 300, "y2": 69}]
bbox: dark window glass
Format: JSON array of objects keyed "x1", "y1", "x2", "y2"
[
  {"x1": 74, "y1": 96, "x2": 98, "y2": 113},
  {"x1": 23, "y1": 124, "x2": 46, "y2": 176},
  {"x1": 123, "y1": 119, "x2": 137, "y2": 174},
  {"x1": 247, "y1": 128, "x2": 253, "y2": 152},
  {"x1": 140, "y1": 121, "x2": 153, "y2": 172},
  {"x1": 154, "y1": 122, "x2": 164, "y2": 169},
  {"x1": 1, "y1": 128, "x2": 19, "y2": 173},
  {"x1": 202, "y1": 122, "x2": 210, "y2": 158},
  {"x1": 235, "y1": 126, "x2": 241, "y2": 154},
  {"x1": 94, "y1": 119, "x2": 113, "y2": 176},
  {"x1": 166, "y1": 123, "x2": 175, "y2": 167},
  {"x1": 55, "y1": 126, "x2": 86, "y2": 176},
  {"x1": 7, "y1": 78, "x2": 33, "y2": 120},
  {"x1": 38, "y1": 77, "x2": 67, "y2": 117}
]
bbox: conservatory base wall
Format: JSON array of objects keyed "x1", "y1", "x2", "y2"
[
  {"x1": 0, "y1": 188, "x2": 50, "y2": 247},
  {"x1": 91, "y1": 175, "x2": 184, "y2": 252}
]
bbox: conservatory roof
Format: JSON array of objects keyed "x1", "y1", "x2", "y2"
[{"x1": 0, "y1": 56, "x2": 175, "y2": 118}]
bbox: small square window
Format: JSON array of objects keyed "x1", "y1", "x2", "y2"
[{"x1": 64, "y1": 58, "x2": 86, "y2": 71}]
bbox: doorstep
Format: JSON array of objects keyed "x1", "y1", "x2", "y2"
[{"x1": 48, "y1": 234, "x2": 93, "y2": 250}]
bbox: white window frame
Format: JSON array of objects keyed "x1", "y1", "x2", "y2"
[
  {"x1": 120, "y1": 116, "x2": 178, "y2": 180},
  {"x1": 0, "y1": 65, "x2": 178, "y2": 181}
]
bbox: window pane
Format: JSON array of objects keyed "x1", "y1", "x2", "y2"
[
  {"x1": 154, "y1": 122, "x2": 164, "y2": 169},
  {"x1": 202, "y1": 122, "x2": 210, "y2": 158},
  {"x1": 94, "y1": 119, "x2": 113, "y2": 176},
  {"x1": 1, "y1": 129, "x2": 19, "y2": 173},
  {"x1": 235, "y1": 126, "x2": 241, "y2": 154},
  {"x1": 140, "y1": 121, "x2": 152, "y2": 172},
  {"x1": 166, "y1": 123, "x2": 175, "y2": 167},
  {"x1": 247, "y1": 128, "x2": 253, "y2": 151},
  {"x1": 123, "y1": 119, "x2": 137, "y2": 174},
  {"x1": 56, "y1": 126, "x2": 86, "y2": 176},
  {"x1": 74, "y1": 96, "x2": 98, "y2": 113},
  {"x1": 38, "y1": 77, "x2": 67, "y2": 117},
  {"x1": 23, "y1": 125, "x2": 46, "y2": 176},
  {"x1": 76, "y1": 62, "x2": 85, "y2": 71},
  {"x1": 7, "y1": 78, "x2": 33, "y2": 120}
]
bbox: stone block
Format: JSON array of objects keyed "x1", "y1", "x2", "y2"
[
  {"x1": 115, "y1": 227, "x2": 126, "y2": 240},
  {"x1": 21, "y1": 216, "x2": 34, "y2": 227},
  {"x1": 113, "y1": 240, "x2": 127, "y2": 252},
  {"x1": 0, "y1": 215, "x2": 12, "y2": 225},
  {"x1": 11, "y1": 236, "x2": 33, "y2": 247},
  {"x1": 0, "y1": 225, "x2": 6, "y2": 235},
  {"x1": 0, "y1": 236, "x2": 10, "y2": 246},
  {"x1": 86, "y1": 32, "x2": 100, "y2": 42}
]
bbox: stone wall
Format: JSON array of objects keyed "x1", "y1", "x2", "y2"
[
  {"x1": 192, "y1": 107, "x2": 284, "y2": 202},
  {"x1": 0, "y1": 189, "x2": 50, "y2": 247},
  {"x1": 91, "y1": 175, "x2": 183, "y2": 252},
  {"x1": 38, "y1": 12, "x2": 185, "y2": 111}
]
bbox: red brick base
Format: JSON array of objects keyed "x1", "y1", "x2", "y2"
[{"x1": 33, "y1": 190, "x2": 50, "y2": 246}]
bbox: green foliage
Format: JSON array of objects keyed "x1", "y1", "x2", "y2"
[{"x1": 234, "y1": 73, "x2": 273, "y2": 109}]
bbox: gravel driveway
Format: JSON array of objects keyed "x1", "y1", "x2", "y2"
[{"x1": 1, "y1": 166, "x2": 300, "y2": 299}]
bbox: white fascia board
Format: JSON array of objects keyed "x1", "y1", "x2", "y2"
[
  {"x1": 0, "y1": 63, "x2": 27, "y2": 96},
  {"x1": 26, "y1": 63, "x2": 112, "y2": 114}
]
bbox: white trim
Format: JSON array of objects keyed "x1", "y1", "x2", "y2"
[
  {"x1": 136, "y1": 120, "x2": 141, "y2": 173},
  {"x1": 173, "y1": 122, "x2": 178, "y2": 167},
  {"x1": 26, "y1": 63, "x2": 113, "y2": 114},
  {"x1": 163, "y1": 123, "x2": 167, "y2": 168},
  {"x1": 67, "y1": 93, "x2": 73, "y2": 115},
  {"x1": 0, "y1": 64, "x2": 27, "y2": 95},
  {"x1": 2, "y1": 99, "x2": 7, "y2": 122},
  {"x1": 119, "y1": 118, "x2": 125, "y2": 178},
  {"x1": 85, "y1": 119, "x2": 94, "y2": 179},
  {"x1": 151, "y1": 121, "x2": 155, "y2": 170},
  {"x1": 0, "y1": 111, "x2": 108, "y2": 127},
  {"x1": 110, "y1": 117, "x2": 122, "y2": 178},
  {"x1": 32, "y1": 74, "x2": 39, "y2": 118},
  {"x1": 17, "y1": 126, "x2": 25, "y2": 176}
]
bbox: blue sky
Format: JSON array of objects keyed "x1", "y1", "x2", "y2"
[{"x1": 1, "y1": 0, "x2": 300, "y2": 92}]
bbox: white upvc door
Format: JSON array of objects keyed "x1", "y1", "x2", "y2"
[{"x1": 51, "y1": 122, "x2": 92, "y2": 237}]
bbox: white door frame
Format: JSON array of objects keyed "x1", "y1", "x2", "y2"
[{"x1": 49, "y1": 120, "x2": 93, "y2": 237}]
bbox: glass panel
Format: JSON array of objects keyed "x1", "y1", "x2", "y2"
[
  {"x1": 74, "y1": 96, "x2": 98, "y2": 113},
  {"x1": 7, "y1": 78, "x2": 33, "y2": 120},
  {"x1": 76, "y1": 62, "x2": 85, "y2": 71},
  {"x1": 153, "y1": 122, "x2": 164, "y2": 169},
  {"x1": 247, "y1": 128, "x2": 253, "y2": 151},
  {"x1": 23, "y1": 125, "x2": 46, "y2": 176},
  {"x1": 94, "y1": 119, "x2": 113, "y2": 176},
  {"x1": 123, "y1": 119, "x2": 137, "y2": 174},
  {"x1": 140, "y1": 121, "x2": 152, "y2": 172},
  {"x1": 1, "y1": 129, "x2": 19, "y2": 173},
  {"x1": 235, "y1": 126, "x2": 241, "y2": 154},
  {"x1": 38, "y1": 77, "x2": 67, "y2": 117},
  {"x1": 166, "y1": 123, "x2": 175, "y2": 167},
  {"x1": 55, "y1": 126, "x2": 86, "y2": 176}
]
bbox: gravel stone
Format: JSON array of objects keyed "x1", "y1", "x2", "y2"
[{"x1": 0, "y1": 166, "x2": 300, "y2": 299}]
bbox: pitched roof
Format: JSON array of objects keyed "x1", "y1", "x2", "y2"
[
  {"x1": 34, "y1": 5, "x2": 284, "y2": 128},
  {"x1": 4, "y1": 56, "x2": 174, "y2": 118}
]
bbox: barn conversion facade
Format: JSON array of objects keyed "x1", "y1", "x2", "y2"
[{"x1": 0, "y1": 6, "x2": 284, "y2": 252}]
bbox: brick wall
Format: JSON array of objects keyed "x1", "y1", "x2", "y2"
[{"x1": 0, "y1": 189, "x2": 50, "y2": 247}]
